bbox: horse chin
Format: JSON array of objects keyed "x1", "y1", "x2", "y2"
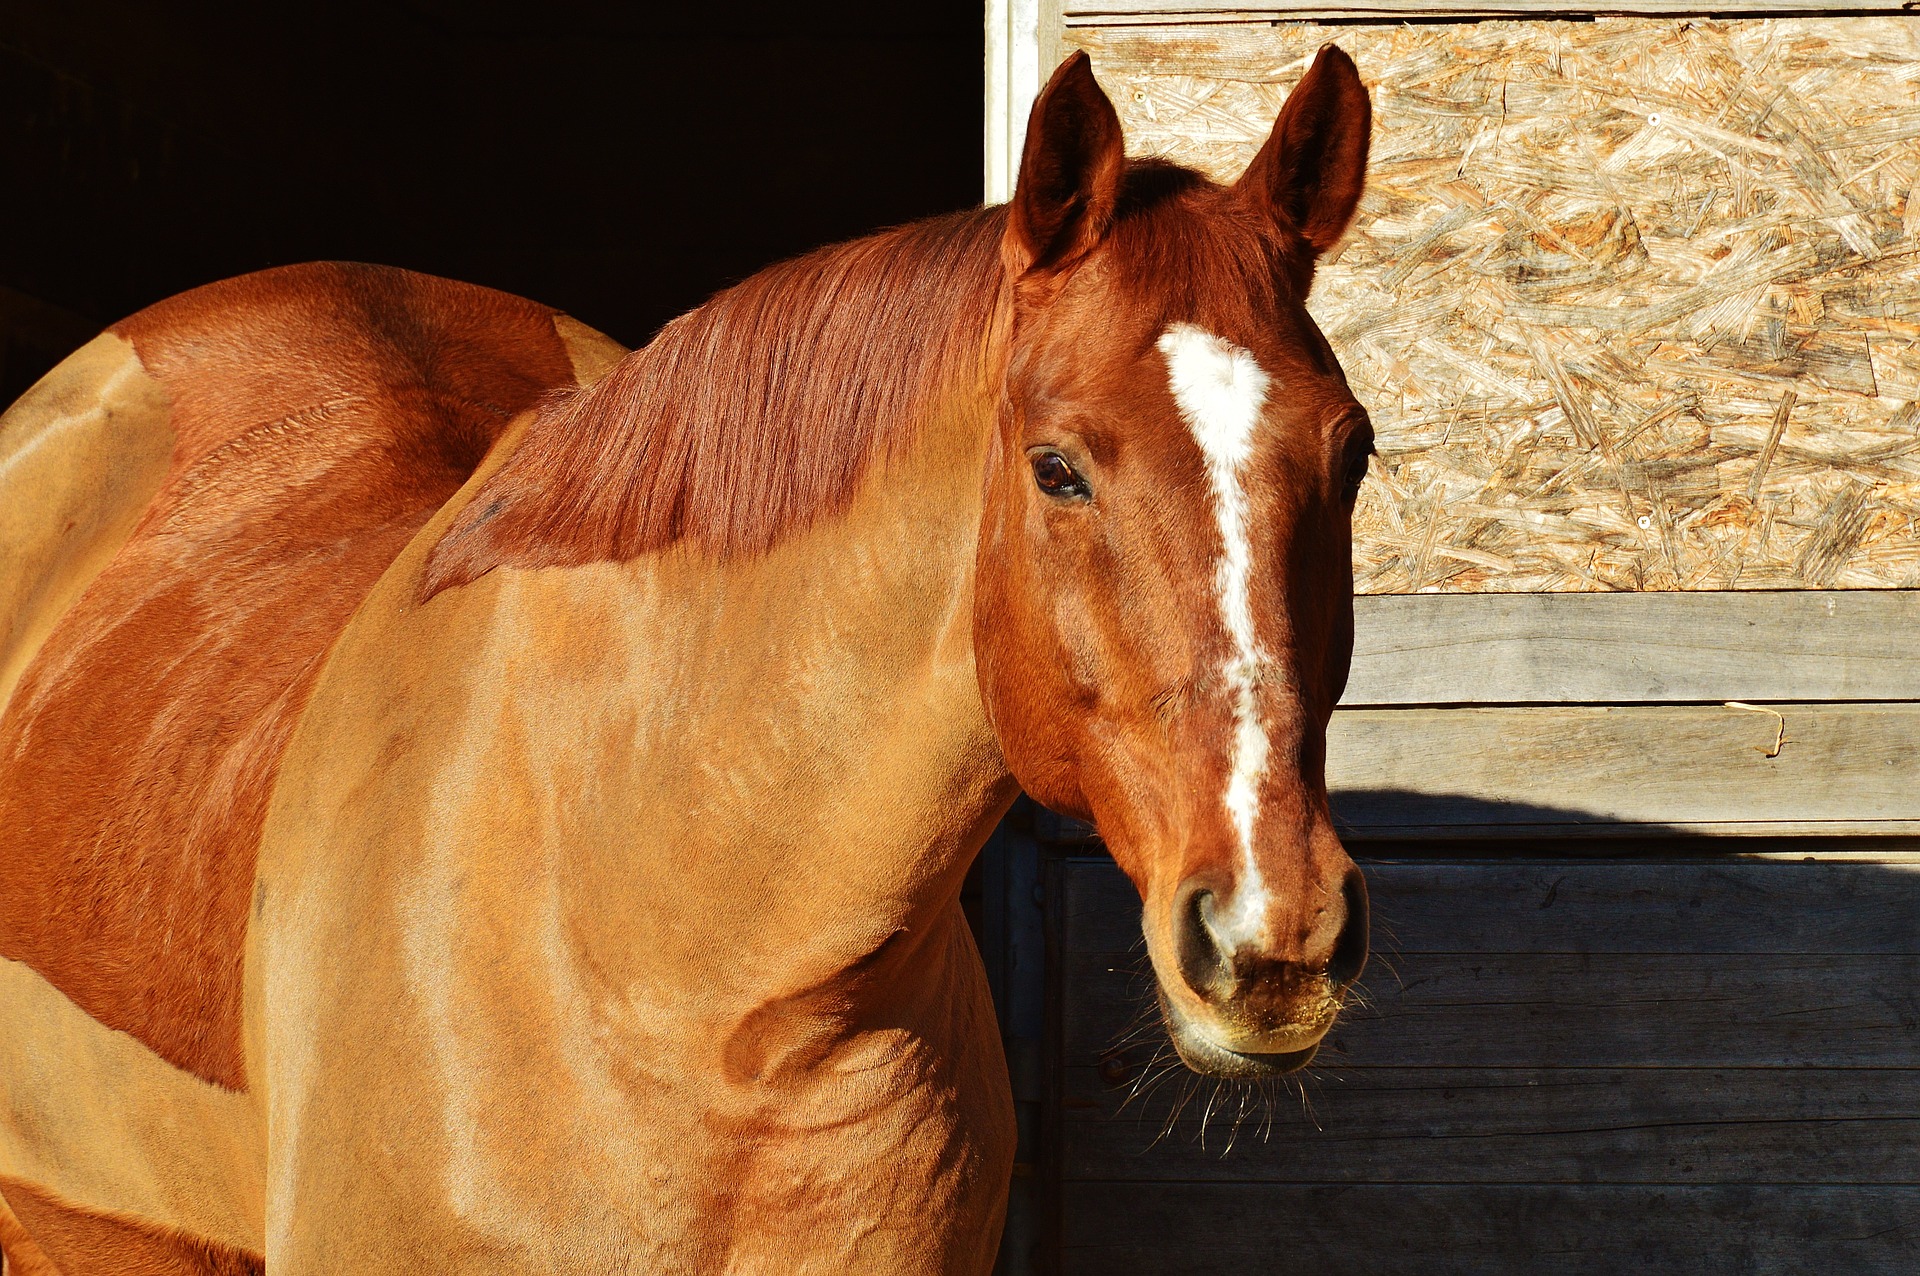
[{"x1": 1158, "y1": 991, "x2": 1325, "y2": 1078}]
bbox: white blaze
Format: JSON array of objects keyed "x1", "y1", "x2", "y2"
[{"x1": 1157, "y1": 322, "x2": 1273, "y2": 940}]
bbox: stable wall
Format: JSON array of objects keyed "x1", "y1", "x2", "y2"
[{"x1": 980, "y1": 5, "x2": 1920, "y2": 1273}]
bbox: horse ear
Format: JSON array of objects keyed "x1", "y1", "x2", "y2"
[
  {"x1": 1236, "y1": 43, "x2": 1371, "y2": 291},
  {"x1": 1003, "y1": 51, "x2": 1125, "y2": 280}
]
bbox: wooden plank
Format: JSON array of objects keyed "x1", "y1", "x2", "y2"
[
  {"x1": 985, "y1": 0, "x2": 1047, "y2": 203},
  {"x1": 1067, "y1": 1, "x2": 1920, "y2": 21},
  {"x1": 1058, "y1": 1184, "x2": 1920, "y2": 1276},
  {"x1": 1326, "y1": 702, "x2": 1918, "y2": 836},
  {"x1": 1060, "y1": 1066, "x2": 1920, "y2": 1183},
  {"x1": 1063, "y1": 948, "x2": 1920, "y2": 1066},
  {"x1": 1071, "y1": 0, "x2": 1915, "y2": 12},
  {"x1": 1072, "y1": 16, "x2": 1920, "y2": 593},
  {"x1": 1060, "y1": 857, "x2": 1920, "y2": 956},
  {"x1": 1344, "y1": 591, "x2": 1920, "y2": 706},
  {"x1": 1076, "y1": 9, "x2": 1920, "y2": 22}
]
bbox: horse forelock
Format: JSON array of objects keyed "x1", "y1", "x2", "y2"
[
  {"x1": 419, "y1": 208, "x2": 1015, "y2": 598},
  {"x1": 1103, "y1": 166, "x2": 1296, "y2": 349}
]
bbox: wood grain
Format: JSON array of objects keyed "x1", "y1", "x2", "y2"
[
  {"x1": 1060, "y1": 1065, "x2": 1920, "y2": 1182},
  {"x1": 1043, "y1": 842, "x2": 1920, "y2": 1265},
  {"x1": 1345, "y1": 589, "x2": 1920, "y2": 705},
  {"x1": 1065, "y1": 948, "x2": 1920, "y2": 1067},
  {"x1": 1072, "y1": 16, "x2": 1920, "y2": 592},
  {"x1": 1070, "y1": 0, "x2": 1915, "y2": 14},
  {"x1": 1069, "y1": 0, "x2": 1915, "y2": 17},
  {"x1": 1059, "y1": 856, "x2": 1920, "y2": 955},
  {"x1": 1325, "y1": 701, "x2": 1918, "y2": 835},
  {"x1": 1057, "y1": 1183, "x2": 1919, "y2": 1275}
]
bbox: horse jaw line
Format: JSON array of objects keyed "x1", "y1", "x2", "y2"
[{"x1": 1156, "y1": 322, "x2": 1274, "y2": 943}]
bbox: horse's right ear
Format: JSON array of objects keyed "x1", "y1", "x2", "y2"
[
  {"x1": 1235, "y1": 44, "x2": 1371, "y2": 295},
  {"x1": 1003, "y1": 52, "x2": 1125, "y2": 281}
]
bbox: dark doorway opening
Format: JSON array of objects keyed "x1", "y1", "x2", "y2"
[{"x1": 0, "y1": 0, "x2": 983, "y2": 402}]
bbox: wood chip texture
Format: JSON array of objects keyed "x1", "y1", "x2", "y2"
[{"x1": 1072, "y1": 18, "x2": 1920, "y2": 592}]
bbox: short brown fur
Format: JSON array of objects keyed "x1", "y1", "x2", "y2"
[
  {"x1": 0, "y1": 1178, "x2": 261, "y2": 1276},
  {"x1": 0, "y1": 263, "x2": 578, "y2": 1089}
]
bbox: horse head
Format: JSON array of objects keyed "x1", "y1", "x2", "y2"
[{"x1": 974, "y1": 47, "x2": 1374, "y2": 1077}]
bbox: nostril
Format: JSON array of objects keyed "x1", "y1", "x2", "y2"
[
  {"x1": 1326, "y1": 866, "x2": 1369, "y2": 989},
  {"x1": 1174, "y1": 886, "x2": 1233, "y2": 1000}
]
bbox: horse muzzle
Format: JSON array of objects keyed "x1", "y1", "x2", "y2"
[{"x1": 1148, "y1": 867, "x2": 1368, "y2": 1077}]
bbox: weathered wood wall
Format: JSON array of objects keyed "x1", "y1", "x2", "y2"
[
  {"x1": 1327, "y1": 591, "x2": 1920, "y2": 837},
  {"x1": 1071, "y1": 17, "x2": 1920, "y2": 592},
  {"x1": 1343, "y1": 589, "x2": 1920, "y2": 704},
  {"x1": 1053, "y1": 852, "x2": 1920, "y2": 1274},
  {"x1": 990, "y1": 14, "x2": 1920, "y2": 1275}
]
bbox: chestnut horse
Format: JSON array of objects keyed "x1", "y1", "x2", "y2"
[{"x1": 0, "y1": 47, "x2": 1373, "y2": 1274}]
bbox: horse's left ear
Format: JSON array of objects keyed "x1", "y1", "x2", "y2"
[
  {"x1": 1004, "y1": 51, "x2": 1125, "y2": 282},
  {"x1": 1236, "y1": 43, "x2": 1372, "y2": 292}
]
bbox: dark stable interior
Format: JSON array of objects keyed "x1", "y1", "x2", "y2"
[{"x1": 0, "y1": 0, "x2": 983, "y2": 404}]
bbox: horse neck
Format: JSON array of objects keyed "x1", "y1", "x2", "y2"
[
  {"x1": 457, "y1": 317, "x2": 1019, "y2": 1064},
  {"x1": 248, "y1": 329, "x2": 1023, "y2": 1253}
]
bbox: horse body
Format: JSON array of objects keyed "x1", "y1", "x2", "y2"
[
  {"x1": 1, "y1": 47, "x2": 1377, "y2": 1274},
  {"x1": 2, "y1": 245, "x2": 1022, "y2": 1271},
  {"x1": 250, "y1": 249, "x2": 1020, "y2": 1269}
]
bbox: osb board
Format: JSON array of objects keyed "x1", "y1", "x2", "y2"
[
  {"x1": 1070, "y1": 18, "x2": 1920, "y2": 591},
  {"x1": 1068, "y1": 0, "x2": 1916, "y2": 17}
]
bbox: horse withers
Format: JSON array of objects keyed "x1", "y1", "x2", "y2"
[{"x1": 0, "y1": 47, "x2": 1373, "y2": 1274}]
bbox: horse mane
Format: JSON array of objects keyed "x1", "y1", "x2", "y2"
[{"x1": 420, "y1": 206, "x2": 1011, "y2": 599}]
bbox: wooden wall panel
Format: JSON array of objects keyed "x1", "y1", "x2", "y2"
[
  {"x1": 1071, "y1": 17, "x2": 1920, "y2": 593},
  {"x1": 1072, "y1": 0, "x2": 1915, "y2": 14},
  {"x1": 1066, "y1": 949, "x2": 1920, "y2": 1066},
  {"x1": 1058, "y1": 1184, "x2": 1920, "y2": 1275},
  {"x1": 1052, "y1": 855, "x2": 1920, "y2": 1273},
  {"x1": 1062, "y1": 1067, "x2": 1920, "y2": 1182},
  {"x1": 1061, "y1": 855, "x2": 1920, "y2": 954},
  {"x1": 1345, "y1": 589, "x2": 1920, "y2": 705},
  {"x1": 1325, "y1": 701, "x2": 1919, "y2": 836}
]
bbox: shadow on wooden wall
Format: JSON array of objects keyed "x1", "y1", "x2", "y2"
[{"x1": 977, "y1": 792, "x2": 1919, "y2": 1275}]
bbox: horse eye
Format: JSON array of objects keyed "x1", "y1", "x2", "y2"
[
  {"x1": 1341, "y1": 448, "x2": 1371, "y2": 501},
  {"x1": 1030, "y1": 450, "x2": 1089, "y2": 499}
]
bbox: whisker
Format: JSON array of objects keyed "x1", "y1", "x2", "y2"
[
  {"x1": 1098, "y1": 953, "x2": 1363, "y2": 1157},
  {"x1": 1133, "y1": 1067, "x2": 1180, "y2": 1107},
  {"x1": 1149, "y1": 1076, "x2": 1200, "y2": 1149},
  {"x1": 1294, "y1": 1073, "x2": 1322, "y2": 1131},
  {"x1": 1368, "y1": 947, "x2": 1408, "y2": 994},
  {"x1": 1219, "y1": 1081, "x2": 1256, "y2": 1158},
  {"x1": 1197, "y1": 1078, "x2": 1224, "y2": 1149},
  {"x1": 1119, "y1": 1054, "x2": 1184, "y2": 1115}
]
